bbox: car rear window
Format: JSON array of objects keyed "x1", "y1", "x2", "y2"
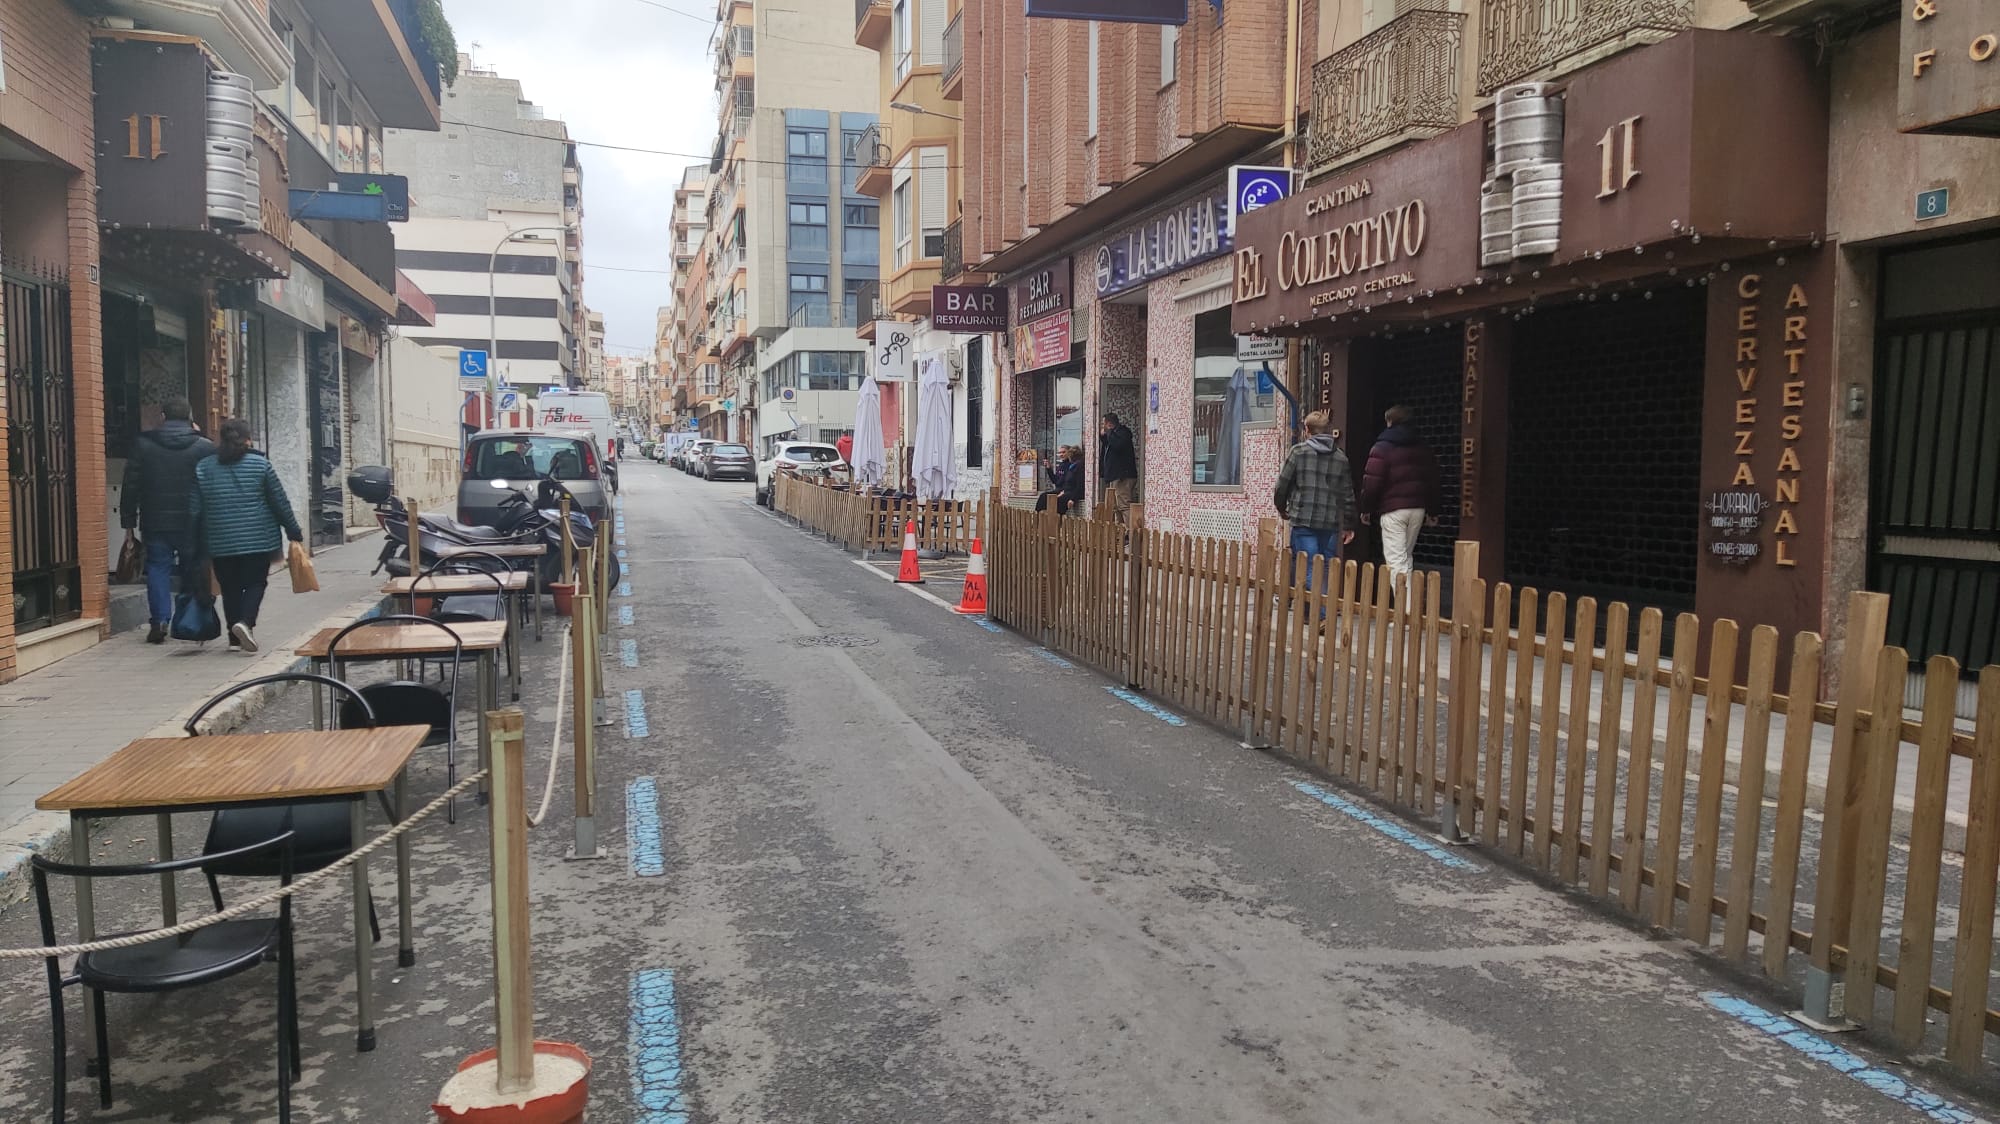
[
  {"x1": 713, "y1": 444, "x2": 750, "y2": 455},
  {"x1": 471, "y1": 436, "x2": 592, "y2": 480},
  {"x1": 786, "y1": 446, "x2": 842, "y2": 463}
]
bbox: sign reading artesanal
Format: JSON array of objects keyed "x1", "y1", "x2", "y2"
[
  {"x1": 932, "y1": 285, "x2": 1009, "y2": 332},
  {"x1": 1898, "y1": 0, "x2": 2000, "y2": 136}
]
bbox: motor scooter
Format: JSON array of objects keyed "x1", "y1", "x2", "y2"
[{"x1": 348, "y1": 467, "x2": 620, "y2": 589}]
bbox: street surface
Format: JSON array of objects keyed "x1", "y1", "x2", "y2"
[{"x1": 0, "y1": 460, "x2": 1984, "y2": 1122}]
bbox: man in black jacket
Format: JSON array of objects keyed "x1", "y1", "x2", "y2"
[
  {"x1": 121, "y1": 398, "x2": 215, "y2": 643},
  {"x1": 1098, "y1": 412, "x2": 1138, "y2": 524}
]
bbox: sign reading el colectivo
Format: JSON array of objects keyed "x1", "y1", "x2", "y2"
[{"x1": 1233, "y1": 179, "x2": 1429, "y2": 312}]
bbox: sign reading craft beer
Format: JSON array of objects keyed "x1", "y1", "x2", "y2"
[{"x1": 1899, "y1": 0, "x2": 2000, "y2": 135}]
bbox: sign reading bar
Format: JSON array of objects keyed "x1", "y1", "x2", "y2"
[
  {"x1": 932, "y1": 284, "x2": 1009, "y2": 332},
  {"x1": 1025, "y1": 0, "x2": 1187, "y2": 25},
  {"x1": 1010, "y1": 257, "x2": 1072, "y2": 327},
  {"x1": 1899, "y1": 0, "x2": 2000, "y2": 136},
  {"x1": 1012, "y1": 312, "x2": 1073, "y2": 373},
  {"x1": 1095, "y1": 189, "x2": 1232, "y2": 298}
]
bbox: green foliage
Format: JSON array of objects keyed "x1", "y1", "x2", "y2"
[{"x1": 417, "y1": 0, "x2": 459, "y2": 87}]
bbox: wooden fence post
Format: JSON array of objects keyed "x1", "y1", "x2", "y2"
[
  {"x1": 571, "y1": 587, "x2": 598, "y2": 859},
  {"x1": 485, "y1": 707, "x2": 534, "y2": 1091},
  {"x1": 1244, "y1": 517, "x2": 1279, "y2": 747},
  {"x1": 1126, "y1": 504, "x2": 1146, "y2": 688},
  {"x1": 1801, "y1": 589, "x2": 1889, "y2": 1028},
  {"x1": 1442, "y1": 541, "x2": 1480, "y2": 840}
]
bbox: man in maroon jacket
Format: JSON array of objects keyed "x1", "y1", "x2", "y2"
[{"x1": 1358, "y1": 404, "x2": 1441, "y2": 594}]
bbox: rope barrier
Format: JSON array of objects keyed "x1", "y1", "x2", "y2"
[
  {"x1": 0, "y1": 769, "x2": 490, "y2": 960},
  {"x1": 526, "y1": 623, "x2": 573, "y2": 828}
]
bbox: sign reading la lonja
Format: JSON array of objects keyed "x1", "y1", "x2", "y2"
[
  {"x1": 1095, "y1": 190, "x2": 1233, "y2": 298},
  {"x1": 932, "y1": 284, "x2": 1009, "y2": 332}
]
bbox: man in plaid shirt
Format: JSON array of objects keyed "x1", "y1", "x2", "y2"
[{"x1": 1273, "y1": 410, "x2": 1358, "y2": 565}]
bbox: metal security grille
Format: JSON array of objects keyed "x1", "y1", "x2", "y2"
[
  {"x1": 5, "y1": 265, "x2": 81, "y2": 631},
  {"x1": 1504, "y1": 285, "x2": 1705, "y2": 614},
  {"x1": 1870, "y1": 314, "x2": 2000, "y2": 673},
  {"x1": 1374, "y1": 327, "x2": 1463, "y2": 572}
]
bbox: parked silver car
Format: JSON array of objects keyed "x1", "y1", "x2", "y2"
[{"x1": 702, "y1": 442, "x2": 755, "y2": 482}]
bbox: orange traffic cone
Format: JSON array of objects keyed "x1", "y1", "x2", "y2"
[
  {"x1": 895, "y1": 519, "x2": 925, "y2": 583},
  {"x1": 955, "y1": 538, "x2": 988, "y2": 615}
]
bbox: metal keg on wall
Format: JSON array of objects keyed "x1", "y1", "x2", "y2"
[
  {"x1": 1510, "y1": 164, "x2": 1563, "y2": 257},
  {"x1": 1493, "y1": 83, "x2": 1561, "y2": 174},
  {"x1": 1481, "y1": 178, "x2": 1513, "y2": 267},
  {"x1": 204, "y1": 71, "x2": 255, "y2": 228},
  {"x1": 1480, "y1": 82, "x2": 1566, "y2": 265}
]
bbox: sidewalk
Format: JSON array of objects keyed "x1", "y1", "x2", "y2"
[{"x1": 0, "y1": 534, "x2": 391, "y2": 899}]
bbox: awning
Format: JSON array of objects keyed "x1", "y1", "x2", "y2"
[
  {"x1": 759, "y1": 411, "x2": 803, "y2": 438},
  {"x1": 393, "y1": 269, "x2": 437, "y2": 326}
]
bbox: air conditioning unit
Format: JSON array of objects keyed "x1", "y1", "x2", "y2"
[{"x1": 946, "y1": 352, "x2": 964, "y2": 387}]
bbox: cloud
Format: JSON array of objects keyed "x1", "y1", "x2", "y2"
[{"x1": 441, "y1": 0, "x2": 718, "y2": 353}]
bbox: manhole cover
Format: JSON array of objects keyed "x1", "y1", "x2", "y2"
[{"x1": 791, "y1": 634, "x2": 877, "y2": 648}]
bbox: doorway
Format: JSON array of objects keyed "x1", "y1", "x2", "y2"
[{"x1": 6, "y1": 265, "x2": 80, "y2": 632}]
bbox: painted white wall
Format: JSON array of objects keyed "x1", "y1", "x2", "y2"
[{"x1": 385, "y1": 337, "x2": 467, "y2": 515}]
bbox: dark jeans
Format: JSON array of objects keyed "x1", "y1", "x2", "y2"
[
  {"x1": 143, "y1": 529, "x2": 199, "y2": 625},
  {"x1": 211, "y1": 552, "x2": 272, "y2": 633}
]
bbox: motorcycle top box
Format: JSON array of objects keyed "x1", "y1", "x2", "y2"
[{"x1": 347, "y1": 465, "x2": 394, "y2": 506}]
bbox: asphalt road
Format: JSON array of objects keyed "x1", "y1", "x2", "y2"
[{"x1": 0, "y1": 459, "x2": 1985, "y2": 1122}]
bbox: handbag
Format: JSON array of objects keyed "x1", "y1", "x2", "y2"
[
  {"x1": 169, "y1": 590, "x2": 222, "y2": 643},
  {"x1": 113, "y1": 532, "x2": 144, "y2": 584},
  {"x1": 287, "y1": 541, "x2": 319, "y2": 593}
]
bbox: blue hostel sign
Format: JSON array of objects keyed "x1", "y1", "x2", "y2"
[{"x1": 1025, "y1": 0, "x2": 1188, "y2": 24}]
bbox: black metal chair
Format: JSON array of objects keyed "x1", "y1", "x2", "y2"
[
  {"x1": 189, "y1": 675, "x2": 385, "y2": 940},
  {"x1": 32, "y1": 831, "x2": 298, "y2": 1124},
  {"x1": 329, "y1": 616, "x2": 465, "y2": 823},
  {"x1": 422, "y1": 553, "x2": 510, "y2": 624}
]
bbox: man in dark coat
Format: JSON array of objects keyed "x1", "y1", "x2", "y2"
[
  {"x1": 120, "y1": 397, "x2": 216, "y2": 643},
  {"x1": 1358, "y1": 404, "x2": 1441, "y2": 591},
  {"x1": 1098, "y1": 412, "x2": 1138, "y2": 523}
]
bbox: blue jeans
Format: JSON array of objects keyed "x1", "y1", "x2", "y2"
[
  {"x1": 144, "y1": 531, "x2": 200, "y2": 625},
  {"x1": 1288, "y1": 526, "x2": 1343, "y2": 602}
]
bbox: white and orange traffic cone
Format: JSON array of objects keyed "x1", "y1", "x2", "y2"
[
  {"x1": 895, "y1": 519, "x2": 925, "y2": 583},
  {"x1": 955, "y1": 538, "x2": 988, "y2": 615}
]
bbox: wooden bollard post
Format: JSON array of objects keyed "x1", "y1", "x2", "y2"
[
  {"x1": 406, "y1": 495, "x2": 423, "y2": 572},
  {"x1": 571, "y1": 588, "x2": 598, "y2": 859},
  {"x1": 598, "y1": 519, "x2": 613, "y2": 635},
  {"x1": 1244, "y1": 517, "x2": 1279, "y2": 748},
  {"x1": 559, "y1": 494, "x2": 574, "y2": 583},
  {"x1": 486, "y1": 707, "x2": 534, "y2": 1090},
  {"x1": 1443, "y1": 540, "x2": 1482, "y2": 842}
]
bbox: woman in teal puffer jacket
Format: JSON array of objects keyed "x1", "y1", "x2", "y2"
[{"x1": 190, "y1": 418, "x2": 304, "y2": 653}]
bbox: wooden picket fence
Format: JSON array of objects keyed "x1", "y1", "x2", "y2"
[
  {"x1": 772, "y1": 474, "x2": 987, "y2": 555},
  {"x1": 986, "y1": 499, "x2": 2000, "y2": 1077}
]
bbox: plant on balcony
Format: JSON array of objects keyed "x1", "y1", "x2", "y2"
[{"x1": 417, "y1": 0, "x2": 459, "y2": 86}]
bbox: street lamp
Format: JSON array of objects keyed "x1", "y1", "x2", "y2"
[
  {"x1": 888, "y1": 101, "x2": 962, "y2": 121},
  {"x1": 487, "y1": 225, "x2": 573, "y2": 427}
]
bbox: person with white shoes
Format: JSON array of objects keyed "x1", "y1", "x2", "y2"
[
  {"x1": 1358, "y1": 404, "x2": 1441, "y2": 598},
  {"x1": 190, "y1": 419, "x2": 304, "y2": 653}
]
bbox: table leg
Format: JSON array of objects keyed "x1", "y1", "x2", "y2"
[
  {"x1": 156, "y1": 813, "x2": 177, "y2": 925},
  {"x1": 395, "y1": 770, "x2": 414, "y2": 967},
  {"x1": 477, "y1": 650, "x2": 495, "y2": 805},
  {"x1": 533, "y1": 563, "x2": 544, "y2": 641},
  {"x1": 312, "y1": 659, "x2": 326, "y2": 732},
  {"x1": 73, "y1": 812, "x2": 100, "y2": 1076},
  {"x1": 508, "y1": 595, "x2": 522, "y2": 702},
  {"x1": 350, "y1": 798, "x2": 375, "y2": 1052}
]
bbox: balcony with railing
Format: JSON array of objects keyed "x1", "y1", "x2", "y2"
[
  {"x1": 717, "y1": 25, "x2": 754, "y2": 85},
  {"x1": 856, "y1": 0, "x2": 890, "y2": 44},
  {"x1": 1476, "y1": 0, "x2": 1692, "y2": 95},
  {"x1": 1308, "y1": 10, "x2": 1466, "y2": 174},
  {"x1": 853, "y1": 122, "x2": 893, "y2": 197},
  {"x1": 940, "y1": 219, "x2": 963, "y2": 282},
  {"x1": 299, "y1": 0, "x2": 442, "y2": 128},
  {"x1": 726, "y1": 110, "x2": 754, "y2": 157},
  {"x1": 942, "y1": 10, "x2": 964, "y2": 98},
  {"x1": 853, "y1": 280, "x2": 883, "y2": 339}
]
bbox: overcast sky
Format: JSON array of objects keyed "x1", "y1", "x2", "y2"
[{"x1": 441, "y1": 0, "x2": 719, "y2": 355}]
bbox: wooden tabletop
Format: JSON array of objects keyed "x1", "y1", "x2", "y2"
[
  {"x1": 38, "y1": 727, "x2": 430, "y2": 812},
  {"x1": 383, "y1": 572, "x2": 532, "y2": 595},
  {"x1": 296, "y1": 619, "x2": 510, "y2": 658},
  {"x1": 435, "y1": 542, "x2": 547, "y2": 559}
]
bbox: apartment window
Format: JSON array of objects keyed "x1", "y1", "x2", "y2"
[
  {"x1": 289, "y1": 37, "x2": 318, "y2": 145},
  {"x1": 1161, "y1": 24, "x2": 1178, "y2": 88},
  {"x1": 920, "y1": 0, "x2": 946, "y2": 65},
  {"x1": 790, "y1": 273, "x2": 830, "y2": 325},
  {"x1": 844, "y1": 278, "x2": 874, "y2": 325},
  {"x1": 919, "y1": 148, "x2": 947, "y2": 259},
  {"x1": 844, "y1": 204, "x2": 879, "y2": 227},
  {"x1": 788, "y1": 202, "x2": 828, "y2": 255},
  {"x1": 1087, "y1": 23, "x2": 1100, "y2": 136},
  {"x1": 892, "y1": 175, "x2": 913, "y2": 269},
  {"x1": 894, "y1": 0, "x2": 912, "y2": 79},
  {"x1": 844, "y1": 225, "x2": 879, "y2": 268},
  {"x1": 318, "y1": 76, "x2": 337, "y2": 155},
  {"x1": 965, "y1": 339, "x2": 984, "y2": 467},
  {"x1": 841, "y1": 130, "x2": 866, "y2": 192},
  {"x1": 788, "y1": 129, "x2": 827, "y2": 186}
]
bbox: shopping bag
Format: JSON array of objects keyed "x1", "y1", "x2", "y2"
[
  {"x1": 288, "y1": 541, "x2": 320, "y2": 594},
  {"x1": 169, "y1": 591, "x2": 222, "y2": 643},
  {"x1": 113, "y1": 532, "x2": 144, "y2": 584}
]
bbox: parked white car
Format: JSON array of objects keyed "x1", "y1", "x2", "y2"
[{"x1": 756, "y1": 441, "x2": 850, "y2": 507}]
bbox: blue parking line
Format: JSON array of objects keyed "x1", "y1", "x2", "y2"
[
  {"x1": 618, "y1": 582, "x2": 632, "y2": 597},
  {"x1": 619, "y1": 604, "x2": 634, "y2": 626},
  {"x1": 617, "y1": 548, "x2": 628, "y2": 558},
  {"x1": 621, "y1": 638, "x2": 639, "y2": 668},
  {"x1": 1290, "y1": 781, "x2": 1482, "y2": 872},
  {"x1": 629, "y1": 968, "x2": 690, "y2": 1122},
  {"x1": 625, "y1": 689, "x2": 651, "y2": 738},
  {"x1": 626, "y1": 777, "x2": 665, "y2": 878},
  {"x1": 1031, "y1": 648, "x2": 1075, "y2": 670},
  {"x1": 1702, "y1": 994, "x2": 1981, "y2": 1122},
  {"x1": 968, "y1": 616, "x2": 1003, "y2": 633},
  {"x1": 1105, "y1": 686, "x2": 1186, "y2": 726}
]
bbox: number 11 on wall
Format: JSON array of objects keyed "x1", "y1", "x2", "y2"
[{"x1": 1597, "y1": 116, "x2": 1641, "y2": 199}]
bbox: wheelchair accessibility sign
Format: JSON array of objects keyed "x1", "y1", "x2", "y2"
[{"x1": 459, "y1": 349, "x2": 489, "y2": 379}]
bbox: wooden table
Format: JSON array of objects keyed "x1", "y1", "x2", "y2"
[
  {"x1": 38, "y1": 726, "x2": 430, "y2": 1057},
  {"x1": 298, "y1": 621, "x2": 509, "y2": 798},
  {"x1": 382, "y1": 572, "x2": 531, "y2": 702},
  {"x1": 432, "y1": 542, "x2": 548, "y2": 643}
]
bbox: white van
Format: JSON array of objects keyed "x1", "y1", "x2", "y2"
[{"x1": 533, "y1": 389, "x2": 618, "y2": 463}]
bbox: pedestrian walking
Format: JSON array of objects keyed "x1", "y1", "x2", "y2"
[
  {"x1": 1273, "y1": 410, "x2": 1357, "y2": 569},
  {"x1": 1098, "y1": 412, "x2": 1138, "y2": 523},
  {"x1": 1358, "y1": 404, "x2": 1441, "y2": 591},
  {"x1": 190, "y1": 419, "x2": 305, "y2": 653},
  {"x1": 836, "y1": 429, "x2": 854, "y2": 465},
  {"x1": 120, "y1": 397, "x2": 216, "y2": 644}
]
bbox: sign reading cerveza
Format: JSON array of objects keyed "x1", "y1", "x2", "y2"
[{"x1": 1094, "y1": 191, "x2": 1232, "y2": 299}]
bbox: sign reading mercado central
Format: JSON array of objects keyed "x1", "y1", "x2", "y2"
[{"x1": 1233, "y1": 180, "x2": 1429, "y2": 309}]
